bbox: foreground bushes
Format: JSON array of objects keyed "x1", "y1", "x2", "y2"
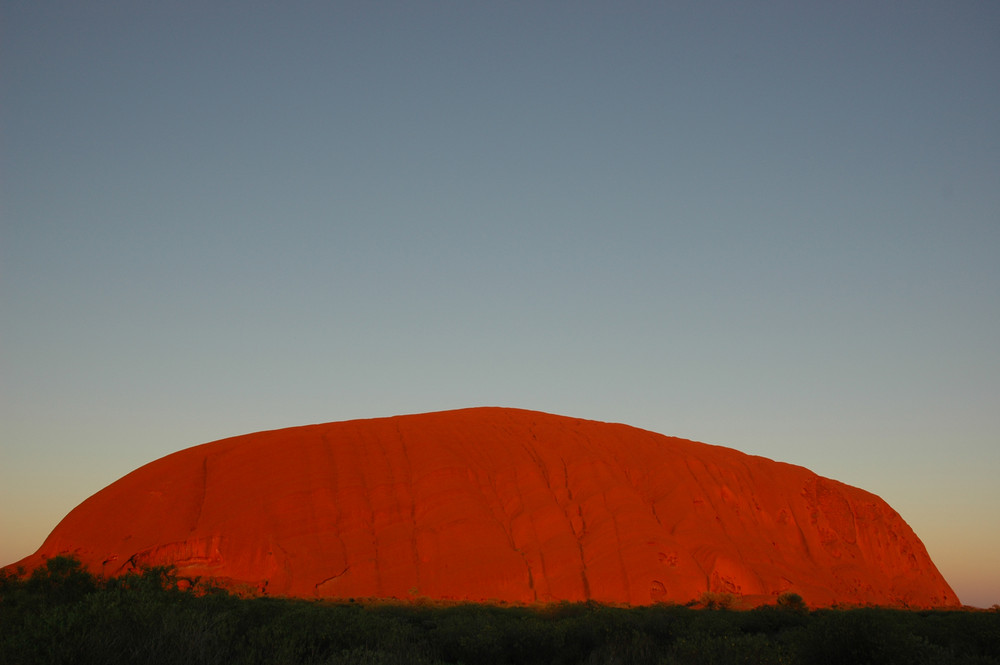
[{"x1": 2, "y1": 557, "x2": 997, "y2": 665}]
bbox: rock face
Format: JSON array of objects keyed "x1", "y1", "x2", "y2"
[{"x1": 8, "y1": 408, "x2": 958, "y2": 607}]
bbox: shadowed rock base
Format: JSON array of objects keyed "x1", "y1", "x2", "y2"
[{"x1": 6, "y1": 408, "x2": 959, "y2": 608}]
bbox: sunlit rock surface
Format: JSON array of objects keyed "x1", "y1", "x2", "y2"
[{"x1": 7, "y1": 408, "x2": 959, "y2": 607}]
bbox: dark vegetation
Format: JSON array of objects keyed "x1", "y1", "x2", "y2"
[{"x1": 2, "y1": 556, "x2": 998, "y2": 665}]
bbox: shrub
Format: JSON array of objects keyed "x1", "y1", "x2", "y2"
[
  {"x1": 698, "y1": 591, "x2": 738, "y2": 610},
  {"x1": 776, "y1": 592, "x2": 807, "y2": 613},
  {"x1": 25, "y1": 555, "x2": 98, "y2": 604}
]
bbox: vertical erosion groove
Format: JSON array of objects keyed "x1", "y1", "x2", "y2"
[
  {"x1": 395, "y1": 422, "x2": 421, "y2": 591},
  {"x1": 189, "y1": 456, "x2": 208, "y2": 533}
]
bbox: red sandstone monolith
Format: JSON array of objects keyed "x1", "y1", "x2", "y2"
[{"x1": 5, "y1": 408, "x2": 959, "y2": 607}]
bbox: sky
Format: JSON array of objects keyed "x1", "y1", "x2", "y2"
[{"x1": 2, "y1": 1, "x2": 998, "y2": 607}]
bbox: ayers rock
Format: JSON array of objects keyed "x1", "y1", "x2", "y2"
[{"x1": 7, "y1": 408, "x2": 958, "y2": 608}]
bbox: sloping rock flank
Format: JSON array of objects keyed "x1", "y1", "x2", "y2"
[{"x1": 7, "y1": 408, "x2": 958, "y2": 607}]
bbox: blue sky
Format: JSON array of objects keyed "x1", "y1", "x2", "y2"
[{"x1": 2, "y1": 1, "x2": 998, "y2": 607}]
